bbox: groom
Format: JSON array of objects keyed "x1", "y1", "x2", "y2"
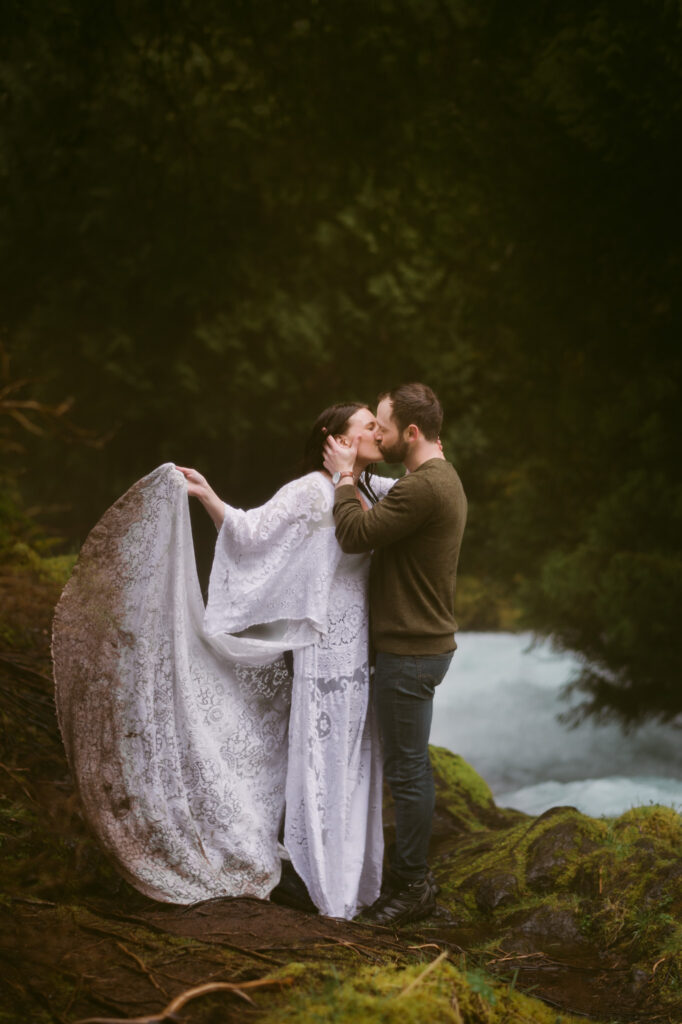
[{"x1": 324, "y1": 382, "x2": 467, "y2": 925}]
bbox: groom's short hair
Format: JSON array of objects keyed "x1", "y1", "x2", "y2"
[{"x1": 378, "y1": 383, "x2": 443, "y2": 441}]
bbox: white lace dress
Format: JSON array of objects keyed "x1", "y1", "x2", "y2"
[{"x1": 53, "y1": 463, "x2": 389, "y2": 918}]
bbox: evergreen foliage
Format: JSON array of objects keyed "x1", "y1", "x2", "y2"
[{"x1": 1, "y1": 1, "x2": 680, "y2": 723}]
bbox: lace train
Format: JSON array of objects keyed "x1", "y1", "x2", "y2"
[{"x1": 53, "y1": 464, "x2": 384, "y2": 917}]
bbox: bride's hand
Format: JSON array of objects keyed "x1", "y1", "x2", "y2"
[
  {"x1": 175, "y1": 466, "x2": 225, "y2": 529},
  {"x1": 175, "y1": 466, "x2": 210, "y2": 499}
]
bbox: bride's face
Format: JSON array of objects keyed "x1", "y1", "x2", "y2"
[{"x1": 336, "y1": 408, "x2": 382, "y2": 466}]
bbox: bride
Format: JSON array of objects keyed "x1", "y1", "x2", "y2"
[{"x1": 53, "y1": 402, "x2": 392, "y2": 919}]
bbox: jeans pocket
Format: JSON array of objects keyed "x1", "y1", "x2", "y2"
[{"x1": 416, "y1": 653, "x2": 453, "y2": 692}]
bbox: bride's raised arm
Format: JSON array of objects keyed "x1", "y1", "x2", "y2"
[
  {"x1": 174, "y1": 466, "x2": 334, "y2": 642},
  {"x1": 175, "y1": 465, "x2": 225, "y2": 528}
]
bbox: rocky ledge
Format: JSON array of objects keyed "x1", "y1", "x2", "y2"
[{"x1": 417, "y1": 746, "x2": 682, "y2": 1022}]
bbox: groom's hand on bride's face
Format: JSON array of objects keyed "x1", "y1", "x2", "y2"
[{"x1": 323, "y1": 435, "x2": 358, "y2": 476}]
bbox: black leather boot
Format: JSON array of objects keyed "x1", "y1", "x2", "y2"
[{"x1": 363, "y1": 876, "x2": 436, "y2": 926}]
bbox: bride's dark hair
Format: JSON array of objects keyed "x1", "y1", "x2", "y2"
[{"x1": 302, "y1": 401, "x2": 378, "y2": 503}]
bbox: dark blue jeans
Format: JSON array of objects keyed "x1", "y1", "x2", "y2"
[{"x1": 374, "y1": 650, "x2": 453, "y2": 883}]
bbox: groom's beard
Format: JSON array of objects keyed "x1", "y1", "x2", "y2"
[{"x1": 378, "y1": 438, "x2": 409, "y2": 464}]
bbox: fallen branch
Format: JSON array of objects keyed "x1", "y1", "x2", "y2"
[
  {"x1": 73, "y1": 975, "x2": 293, "y2": 1024},
  {"x1": 311, "y1": 929, "x2": 406, "y2": 955},
  {"x1": 204, "y1": 933, "x2": 285, "y2": 965},
  {"x1": 487, "y1": 950, "x2": 548, "y2": 965},
  {"x1": 487, "y1": 950, "x2": 630, "y2": 976},
  {"x1": 306, "y1": 935, "x2": 385, "y2": 961},
  {"x1": 115, "y1": 941, "x2": 168, "y2": 997}
]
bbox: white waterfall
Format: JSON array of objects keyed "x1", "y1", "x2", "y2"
[{"x1": 431, "y1": 632, "x2": 682, "y2": 818}]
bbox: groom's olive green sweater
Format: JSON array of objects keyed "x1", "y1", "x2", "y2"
[{"x1": 333, "y1": 459, "x2": 467, "y2": 655}]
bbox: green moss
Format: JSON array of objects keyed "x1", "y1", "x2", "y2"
[
  {"x1": 259, "y1": 957, "x2": 597, "y2": 1024},
  {"x1": 434, "y1": 802, "x2": 606, "y2": 917},
  {"x1": 430, "y1": 745, "x2": 505, "y2": 831},
  {"x1": 649, "y1": 949, "x2": 682, "y2": 1009},
  {"x1": 9, "y1": 541, "x2": 76, "y2": 584},
  {"x1": 0, "y1": 484, "x2": 74, "y2": 580},
  {"x1": 428, "y1": 754, "x2": 682, "y2": 1016},
  {"x1": 612, "y1": 804, "x2": 682, "y2": 847},
  {"x1": 431, "y1": 746, "x2": 495, "y2": 807}
]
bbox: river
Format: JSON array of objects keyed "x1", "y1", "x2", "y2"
[{"x1": 431, "y1": 632, "x2": 682, "y2": 817}]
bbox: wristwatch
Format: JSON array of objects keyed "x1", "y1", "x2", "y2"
[{"x1": 332, "y1": 471, "x2": 354, "y2": 485}]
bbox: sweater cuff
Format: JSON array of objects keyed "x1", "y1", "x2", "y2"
[{"x1": 333, "y1": 483, "x2": 358, "y2": 505}]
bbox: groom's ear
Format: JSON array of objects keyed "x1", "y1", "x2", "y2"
[{"x1": 405, "y1": 424, "x2": 420, "y2": 442}]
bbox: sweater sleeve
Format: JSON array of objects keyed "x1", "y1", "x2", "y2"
[{"x1": 333, "y1": 473, "x2": 434, "y2": 553}]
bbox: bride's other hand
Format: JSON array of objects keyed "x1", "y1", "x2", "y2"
[{"x1": 175, "y1": 466, "x2": 225, "y2": 528}]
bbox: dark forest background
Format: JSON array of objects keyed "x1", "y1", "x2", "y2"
[{"x1": 1, "y1": 0, "x2": 680, "y2": 727}]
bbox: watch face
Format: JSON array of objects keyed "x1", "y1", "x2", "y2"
[{"x1": 332, "y1": 471, "x2": 341, "y2": 485}]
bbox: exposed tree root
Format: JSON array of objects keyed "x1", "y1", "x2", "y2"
[{"x1": 73, "y1": 976, "x2": 294, "y2": 1024}]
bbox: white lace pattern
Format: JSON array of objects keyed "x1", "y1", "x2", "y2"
[{"x1": 53, "y1": 464, "x2": 385, "y2": 918}]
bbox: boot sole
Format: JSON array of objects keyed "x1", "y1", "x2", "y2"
[{"x1": 371, "y1": 899, "x2": 437, "y2": 927}]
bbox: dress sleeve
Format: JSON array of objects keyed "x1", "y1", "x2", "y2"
[
  {"x1": 204, "y1": 473, "x2": 340, "y2": 650},
  {"x1": 366, "y1": 472, "x2": 400, "y2": 501}
]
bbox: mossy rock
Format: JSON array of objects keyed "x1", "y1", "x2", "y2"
[
  {"x1": 468, "y1": 868, "x2": 520, "y2": 913},
  {"x1": 430, "y1": 745, "x2": 521, "y2": 836},
  {"x1": 425, "y1": 751, "x2": 682, "y2": 1018}
]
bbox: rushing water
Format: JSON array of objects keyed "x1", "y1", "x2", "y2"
[{"x1": 431, "y1": 632, "x2": 682, "y2": 818}]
